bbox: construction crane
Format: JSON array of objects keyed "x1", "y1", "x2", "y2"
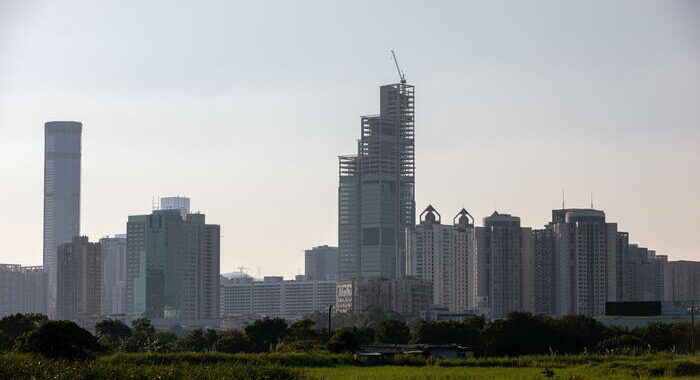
[{"x1": 390, "y1": 50, "x2": 406, "y2": 84}]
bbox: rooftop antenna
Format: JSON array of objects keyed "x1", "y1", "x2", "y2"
[
  {"x1": 590, "y1": 191, "x2": 594, "y2": 209},
  {"x1": 390, "y1": 50, "x2": 407, "y2": 84},
  {"x1": 562, "y1": 189, "x2": 565, "y2": 209},
  {"x1": 237, "y1": 266, "x2": 249, "y2": 274}
]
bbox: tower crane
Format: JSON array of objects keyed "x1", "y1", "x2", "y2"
[{"x1": 390, "y1": 50, "x2": 407, "y2": 84}]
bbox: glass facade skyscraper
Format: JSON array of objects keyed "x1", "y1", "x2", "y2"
[
  {"x1": 43, "y1": 121, "x2": 82, "y2": 317},
  {"x1": 338, "y1": 83, "x2": 415, "y2": 280},
  {"x1": 126, "y1": 209, "x2": 220, "y2": 324}
]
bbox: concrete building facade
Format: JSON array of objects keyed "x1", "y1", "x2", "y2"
[
  {"x1": 338, "y1": 82, "x2": 415, "y2": 280},
  {"x1": 406, "y1": 206, "x2": 475, "y2": 312},
  {"x1": 56, "y1": 236, "x2": 102, "y2": 322},
  {"x1": 0, "y1": 264, "x2": 48, "y2": 317},
  {"x1": 663, "y1": 261, "x2": 700, "y2": 301},
  {"x1": 473, "y1": 211, "x2": 534, "y2": 319},
  {"x1": 43, "y1": 121, "x2": 82, "y2": 316},
  {"x1": 100, "y1": 235, "x2": 127, "y2": 316},
  {"x1": 542, "y1": 209, "x2": 618, "y2": 317},
  {"x1": 305, "y1": 245, "x2": 339, "y2": 281},
  {"x1": 335, "y1": 277, "x2": 432, "y2": 319},
  {"x1": 626, "y1": 245, "x2": 666, "y2": 302},
  {"x1": 220, "y1": 276, "x2": 336, "y2": 320}
]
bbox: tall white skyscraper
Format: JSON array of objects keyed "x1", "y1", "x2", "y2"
[
  {"x1": 545, "y1": 209, "x2": 618, "y2": 317},
  {"x1": 43, "y1": 121, "x2": 82, "y2": 316},
  {"x1": 474, "y1": 211, "x2": 534, "y2": 319},
  {"x1": 406, "y1": 206, "x2": 476, "y2": 312}
]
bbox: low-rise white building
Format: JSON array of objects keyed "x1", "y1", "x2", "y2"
[{"x1": 220, "y1": 275, "x2": 335, "y2": 320}]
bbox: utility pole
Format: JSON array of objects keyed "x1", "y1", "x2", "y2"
[
  {"x1": 690, "y1": 301, "x2": 697, "y2": 355},
  {"x1": 328, "y1": 305, "x2": 333, "y2": 341}
]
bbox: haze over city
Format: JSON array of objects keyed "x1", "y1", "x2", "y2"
[{"x1": 1, "y1": 0, "x2": 699, "y2": 279}]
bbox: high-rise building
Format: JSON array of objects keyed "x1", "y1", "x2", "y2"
[
  {"x1": 56, "y1": 237, "x2": 102, "y2": 322},
  {"x1": 43, "y1": 121, "x2": 82, "y2": 316},
  {"x1": 626, "y1": 245, "x2": 666, "y2": 301},
  {"x1": 305, "y1": 245, "x2": 339, "y2": 281},
  {"x1": 532, "y1": 228, "x2": 555, "y2": 315},
  {"x1": 220, "y1": 276, "x2": 336, "y2": 320},
  {"x1": 545, "y1": 209, "x2": 618, "y2": 317},
  {"x1": 406, "y1": 206, "x2": 475, "y2": 312},
  {"x1": 473, "y1": 212, "x2": 534, "y2": 319},
  {"x1": 100, "y1": 235, "x2": 127, "y2": 316},
  {"x1": 335, "y1": 276, "x2": 431, "y2": 319},
  {"x1": 616, "y1": 232, "x2": 631, "y2": 302},
  {"x1": 160, "y1": 196, "x2": 190, "y2": 219},
  {"x1": 338, "y1": 82, "x2": 415, "y2": 280},
  {"x1": 0, "y1": 264, "x2": 48, "y2": 317},
  {"x1": 663, "y1": 261, "x2": 700, "y2": 301},
  {"x1": 127, "y1": 209, "x2": 220, "y2": 326}
]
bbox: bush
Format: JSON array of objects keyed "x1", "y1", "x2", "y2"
[
  {"x1": 0, "y1": 353, "x2": 306, "y2": 380},
  {"x1": 148, "y1": 331, "x2": 180, "y2": 353},
  {"x1": 213, "y1": 330, "x2": 250, "y2": 353},
  {"x1": 14, "y1": 320, "x2": 103, "y2": 360},
  {"x1": 99, "y1": 351, "x2": 358, "y2": 367},
  {"x1": 597, "y1": 334, "x2": 648, "y2": 355},
  {"x1": 671, "y1": 360, "x2": 700, "y2": 377}
]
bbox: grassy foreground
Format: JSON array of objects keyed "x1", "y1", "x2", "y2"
[{"x1": 0, "y1": 353, "x2": 699, "y2": 379}]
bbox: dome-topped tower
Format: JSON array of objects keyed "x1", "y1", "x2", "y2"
[
  {"x1": 453, "y1": 208, "x2": 474, "y2": 226},
  {"x1": 420, "y1": 205, "x2": 441, "y2": 224}
]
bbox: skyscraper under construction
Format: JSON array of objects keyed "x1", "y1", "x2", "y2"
[{"x1": 338, "y1": 82, "x2": 415, "y2": 280}]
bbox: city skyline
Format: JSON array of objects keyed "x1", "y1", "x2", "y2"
[{"x1": 1, "y1": 1, "x2": 699, "y2": 279}]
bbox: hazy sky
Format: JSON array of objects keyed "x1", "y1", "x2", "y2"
[{"x1": 1, "y1": 0, "x2": 698, "y2": 279}]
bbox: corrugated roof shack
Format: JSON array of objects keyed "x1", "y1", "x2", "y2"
[{"x1": 359, "y1": 344, "x2": 473, "y2": 362}]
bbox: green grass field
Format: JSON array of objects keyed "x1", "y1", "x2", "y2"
[
  {"x1": 1, "y1": 353, "x2": 698, "y2": 379},
  {"x1": 309, "y1": 355, "x2": 700, "y2": 379},
  {"x1": 310, "y1": 363, "x2": 699, "y2": 380}
]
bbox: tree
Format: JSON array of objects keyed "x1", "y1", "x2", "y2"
[
  {"x1": 14, "y1": 320, "x2": 103, "y2": 360},
  {"x1": 376, "y1": 319, "x2": 410, "y2": 344},
  {"x1": 147, "y1": 331, "x2": 179, "y2": 353},
  {"x1": 356, "y1": 306, "x2": 403, "y2": 328},
  {"x1": 121, "y1": 318, "x2": 156, "y2": 352},
  {"x1": 95, "y1": 319, "x2": 132, "y2": 350},
  {"x1": 481, "y1": 312, "x2": 556, "y2": 356},
  {"x1": 286, "y1": 319, "x2": 324, "y2": 343},
  {"x1": 327, "y1": 327, "x2": 360, "y2": 353},
  {"x1": 411, "y1": 317, "x2": 484, "y2": 350},
  {"x1": 244, "y1": 318, "x2": 288, "y2": 352},
  {"x1": 553, "y1": 315, "x2": 607, "y2": 354},
  {"x1": 0, "y1": 313, "x2": 47, "y2": 351},
  {"x1": 178, "y1": 328, "x2": 210, "y2": 352},
  {"x1": 213, "y1": 330, "x2": 249, "y2": 353},
  {"x1": 670, "y1": 322, "x2": 700, "y2": 353},
  {"x1": 204, "y1": 329, "x2": 220, "y2": 349},
  {"x1": 634, "y1": 322, "x2": 675, "y2": 352}
]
